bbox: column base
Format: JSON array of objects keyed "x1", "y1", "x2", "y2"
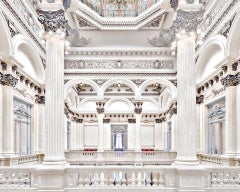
[
  {"x1": 34, "y1": 163, "x2": 70, "y2": 191},
  {"x1": 174, "y1": 165, "x2": 207, "y2": 192}
]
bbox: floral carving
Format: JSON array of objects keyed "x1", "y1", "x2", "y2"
[{"x1": 0, "y1": 72, "x2": 18, "y2": 87}]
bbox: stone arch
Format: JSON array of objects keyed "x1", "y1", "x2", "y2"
[
  {"x1": 101, "y1": 78, "x2": 138, "y2": 98},
  {"x1": 0, "y1": 12, "x2": 12, "y2": 55},
  {"x1": 12, "y1": 34, "x2": 44, "y2": 82},
  {"x1": 196, "y1": 35, "x2": 226, "y2": 83},
  {"x1": 105, "y1": 97, "x2": 134, "y2": 113},
  {"x1": 138, "y1": 79, "x2": 177, "y2": 99},
  {"x1": 226, "y1": 11, "x2": 240, "y2": 57},
  {"x1": 64, "y1": 78, "x2": 101, "y2": 99}
]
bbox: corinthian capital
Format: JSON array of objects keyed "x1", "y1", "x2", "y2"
[
  {"x1": 173, "y1": 9, "x2": 204, "y2": 33},
  {"x1": 37, "y1": 9, "x2": 67, "y2": 33},
  {"x1": 0, "y1": 72, "x2": 18, "y2": 87}
]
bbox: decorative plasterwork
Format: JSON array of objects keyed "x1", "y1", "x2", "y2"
[
  {"x1": 149, "y1": 9, "x2": 204, "y2": 47},
  {"x1": 3, "y1": 14, "x2": 19, "y2": 37},
  {"x1": 2, "y1": 0, "x2": 45, "y2": 53},
  {"x1": 64, "y1": 60, "x2": 173, "y2": 70},
  {"x1": 73, "y1": 0, "x2": 170, "y2": 30},
  {"x1": 170, "y1": 0, "x2": 178, "y2": 11},
  {"x1": 199, "y1": 0, "x2": 237, "y2": 41},
  {"x1": 0, "y1": 72, "x2": 18, "y2": 87},
  {"x1": 37, "y1": 9, "x2": 68, "y2": 33},
  {"x1": 221, "y1": 74, "x2": 236, "y2": 88},
  {"x1": 66, "y1": 48, "x2": 173, "y2": 57},
  {"x1": 63, "y1": 0, "x2": 72, "y2": 10},
  {"x1": 134, "y1": 101, "x2": 143, "y2": 114},
  {"x1": 66, "y1": 29, "x2": 91, "y2": 47},
  {"x1": 196, "y1": 95, "x2": 204, "y2": 104}
]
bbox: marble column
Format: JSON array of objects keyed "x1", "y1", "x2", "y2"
[
  {"x1": 134, "y1": 101, "x2": 143, "y2": 152},
  {"x1": 221, "y1": 65, "x2": 237, "y2": 156},
  {"x1": 70, "y1": 117, "x2": 77, "y2": 150},
  {"x1": 76, "y1": 119, "x2": 84, "y2": 150},
  {"x1": 154, "y1": 119, "x2": 162, "y2": 150},
  {"x1": 170, "y1": 104, "x2": 177, "y2": 152},
  {"x1": 96, "y1": 101, "x2": 105, "y2": 152},
  {"x1": 37, "y1": 7, "x2": 67, "y2": 164},
  {"x1": 0, "y1": 61, "x2": 18, "y2": 156},
  {"x1": 174, "y1": 9, "x2": 203, "y2": 165},
  {"x1": 35, "y1": 95, "x2": 45, "y2": 154},
  {"x1": 103, "y1": 119, "x2": 111, "y2": 150}
]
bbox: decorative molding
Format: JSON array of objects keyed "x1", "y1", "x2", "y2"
[
  {"x1": 64, "y1": 72, "x2": 177, "y2": 77},
  {"x1": 134, "y1": 101, "x2": 143, "y2": 114},
  {"x1": 96, "y1": 101, "x2": 105, "y2": 114},
  {"x1": 35, "y1": 95, "x2": 45, "y2": 104},
  {"x1": 196, "y1": 95, "x2": 204, "y2": 104},
  {"x1": 235, "y1": 72, "x2": 240, "y2": 86},
  {"x1": 0, "y1": 72, "x2": 18, "y2": 87},
  {"x1": 3, "y1": 15, "x2": 19, "y2": 37},
  {"x1": 2, "y1": 0, "x2": 45, "y2": 52},
  {"x1": 64, "y1": 60, "x2": 174, "y2": 70},
  {"x1": 96, "y1": 107, "x2": 104, "y2": 114},
  {"x1": 155, "y1": 119, "x2": 162, "y2": 124},
  {"x1": 37, "y1": 9, "x2": 68, "y2": 33},
  {"x1": 148, "y1": 28, "x2": 175, "y2": 47}
]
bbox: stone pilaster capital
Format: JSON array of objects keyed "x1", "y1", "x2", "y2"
[
  {"x1": 37, "y1": 9, "x2": 68, "y2": 35},
  {"x1": 133, "y1": 100, "x2": 143, "y2": 114},
  {"x1": 128, "y1": 119, "x2": 136, "y2": 123},
  {"x1": 96, "y1": 101, "x2": 105, "y2": 114},
  {"x1": 76, "y1": 118, "x2": 83, "y2": 123},
  {"x1": 196, "y1": 95, "x2": 204, "y2": 104},
  {"x1": 173, "y1": 9, "x2": 204, "y2": 33},
  {"x1": 0, "y1": 72, "x2": 18, "y2": 87},
  {"x1": 35, "y1": 95, "x2": 45, "y2": 104},
  {"x1": 103, "y1": 119, "x2": 110, "y2": 123},
  {"x1": 155, "y1": 119, "x2": 162, "y2": 124},
  {"x1": 221, "y1": 74, "x2": 236, "y2": 88},
  {"x1": 1, "y1": 61, "x2": 7, "y2": 71},
  {"x1": 235, "y1": 72, "x2": 240, "y2": 86}
]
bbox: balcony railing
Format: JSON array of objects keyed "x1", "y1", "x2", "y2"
[
  {"x1": 0, "y1": 166, "x2": 240, "y2": 191},
  {"x1": 65, "y1": 150, "x2": 177, "y2": 165},
  {"x1": 0, "y1": 154, "x2": 44, "y2": 166}
]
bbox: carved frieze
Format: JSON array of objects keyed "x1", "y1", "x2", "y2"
[
  {"x1": 37, "y1": 9, "x2": 68, "y2": 33},
  {"x1": 64, "y1": 60, "x2": 174, "y2": 70},
  {"x1": 0, "y1": 72, "x2": 18, "y2": 87}
]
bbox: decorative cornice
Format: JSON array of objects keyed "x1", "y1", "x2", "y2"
[
  {"x1": 221, "y1": 74, "x2": 236, "y2": 88},
  {"x1": 196, "y1": 95, "x2": 204, "y2": 104},
  {"x1": 35, "y1": 95, "x2": 45, "y2": 104},
  {"x1": 37, "y1": 9, "x2": 68, "y2": 33},
  {"x1": 0, "y1": 72, "x2": 18, "y2": 87}
]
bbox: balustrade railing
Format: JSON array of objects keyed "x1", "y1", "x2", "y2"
[
  {"x1": 0, "y1": 154, "x2": 44, "y2": 166},
  {"x1": 0, "y1": 167, "x2": 34, "y2": 188},
  {"x1": 197, "y1": 154, "x2": 239, "y2": 166},
  {"x1": 65, "y1": 150, "x2": 176, "y2": 165}
]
